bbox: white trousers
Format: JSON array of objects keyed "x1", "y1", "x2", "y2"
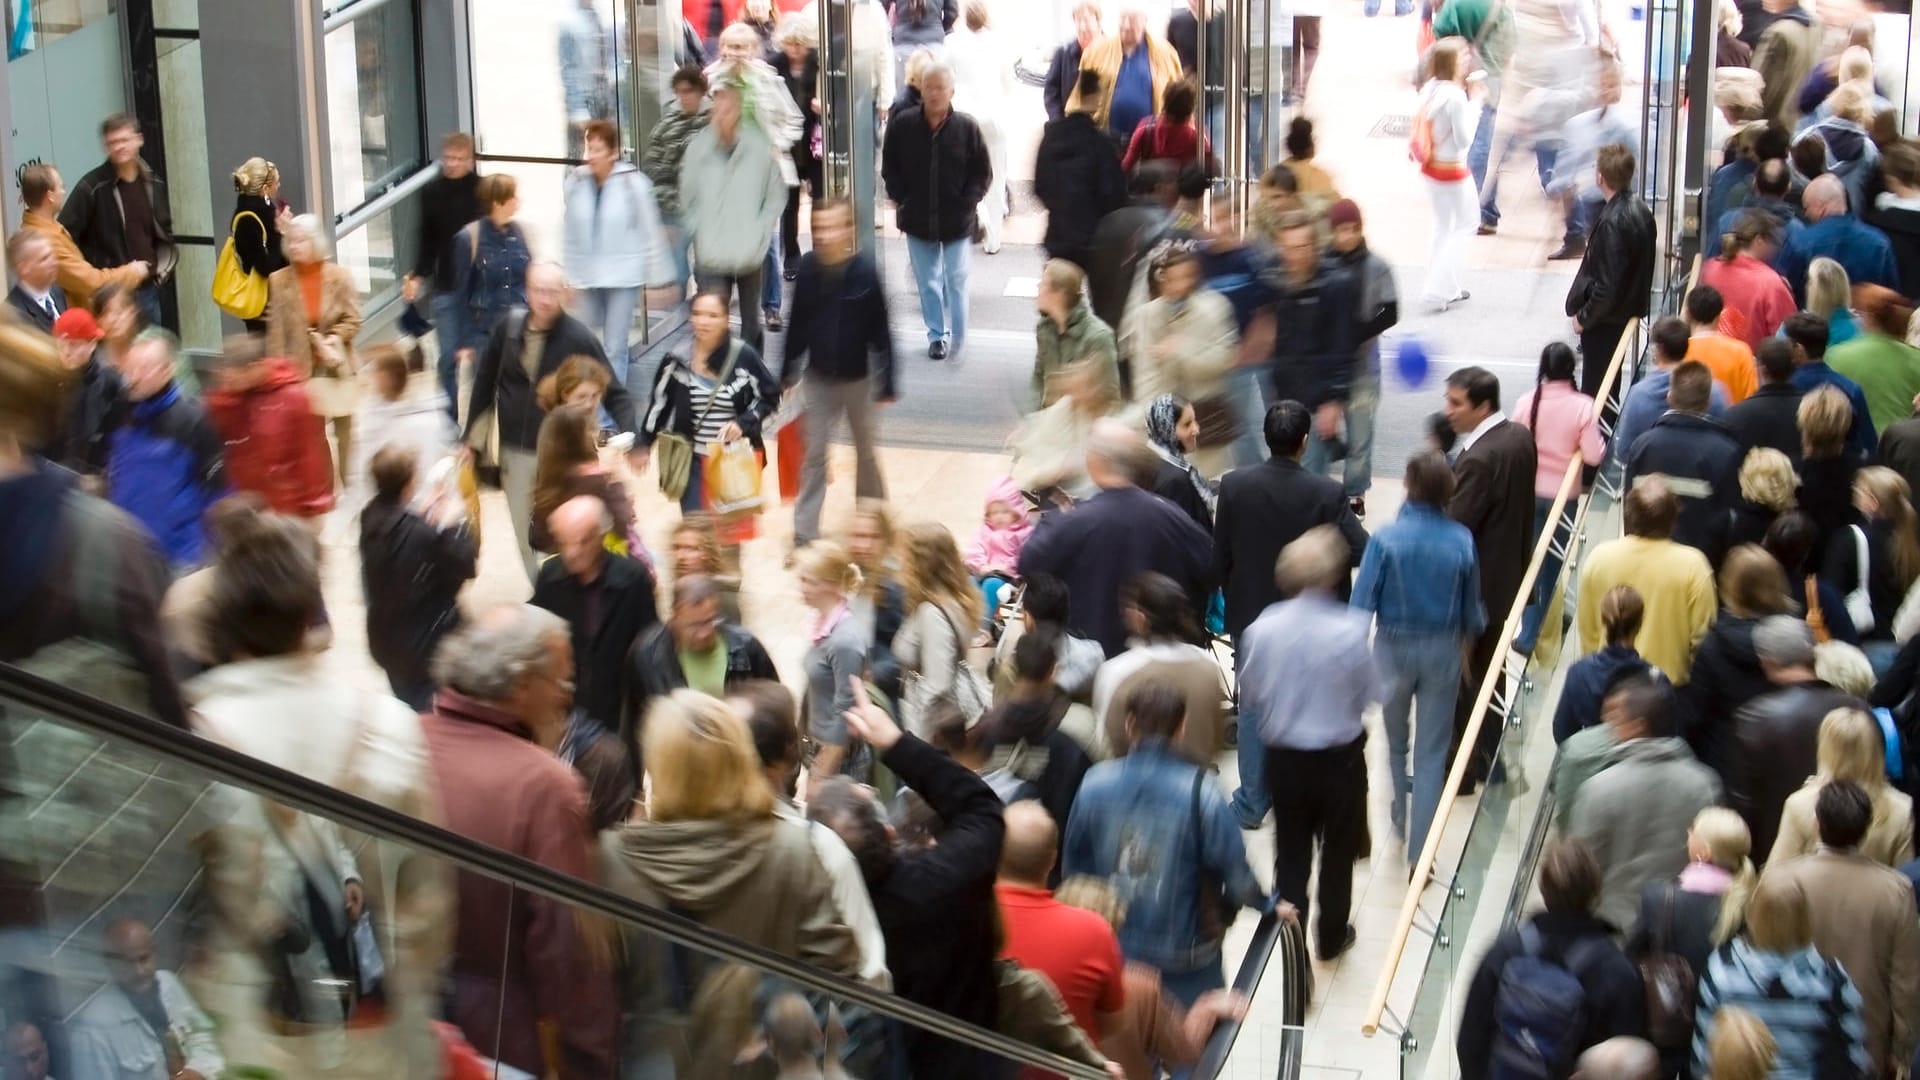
[{"x1": 1422, "y1": 174, "x2": 1476, "y2": 305}]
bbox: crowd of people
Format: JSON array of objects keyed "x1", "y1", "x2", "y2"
[{"x1": 13, "y1": 0, "x2": 1920, "y2": 1075}]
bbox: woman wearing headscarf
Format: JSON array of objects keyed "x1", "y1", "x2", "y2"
[{"x1": 1143, "y1": 394, "x2": 1213, "y2": 533}]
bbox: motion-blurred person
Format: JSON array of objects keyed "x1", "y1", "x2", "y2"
[
  {"x1": 0, "y1": 320, "x2": 182, "y2": 723},
  {"x1": 1068, "y1": 6, "x2": 1182, "y2": 151},
  {"x1": 884, "y1": 62, "x2": 990, "y2": 361},
  {"x1": 1036, "y1": 70, "x2": 1129, "y2": 271},
  {"x1": 1577, "y1": 476, "x2": 1716, "y2": 685},
  {"x1": 1121, "y1": 78, "x2": 1215, "y2": 176},
  {"x1": 47, "y1": 308, "x2": 121, "y2": 478},
  {"x1": 795, "y1": 542, "x2": 873, "y2": 789},
  {"x1": 346, "y1": 345, "x2": 459, "y2": 518},
  {"x1": 59, "y1": 113, "x2": 172, "y2": 323},
  {"x1": 264, "y1": 213, "x2": 363, "y2": 483},
  {"x1": 996, "y1": 800, "x2": 1127, "y2": 1043},
  {"x1": 1827, "y1": 285, "x2": 1920, "y2": 435},
  {"x1": 1779, "y1": 174, "x2": 1899, "y2": 304},
  {"x1": 1326, "y1": 199, "x2": 1396, "y2": 513},
  {"x1": 528, "y1": 403, "x2": 638, "y2": 557},
  {"x1": 106, "y1": 331, "x2": 227, "y2": 572},
  {"x1": 1547, "y1": 66, "x2": 1638, "y2": 261},
  {"x1": 679, "y1": 82, "x2": 787, "y2": 355},
  {"x1": 1252, "y1": 212, "x2": 1359, "y2": 479},
  {"x1": 1567, "y1": 145, "x2": 1656, "y2": 400},
  {"x1": 1092, "y1": 571, "x2": 1224, "y2": 761},
  {"x1": 360, "y1": 444, "x2": 477, "y2": 711},
  {"x1": 781, "y1": 199, "x2": 895, "y2": 548},
  {"x1": 4, "y1": 230, "x2": 64, "y2": 334},
  {"x1": 625, "y1": 573, "x2": 778, "y2": 766},
  {"x1": 1043, "y1": 1, "x2": 1103, "y2": 121},
  {"x1": 559, "y1": 0, "x2": 615, "y2": 156},
  {"x1": 1705, "y1": 1007, "x2": 1776, "y2": 1080},
  {"x1": 1622, "y1": 809, "x2": 1757, "y2": 1029},
  {"x1": 421, "y1": 604, "x2": 619, "y2": 1080},
  {"x1": 531, "y1": 494, "x2": 660, "y2": 741},
  {"x1": 453, "y1": 173, "x2": 532, "y2": 368},
  {"x1": 403, "y1": 132, "x2": 481, "y2": 418},
  {"x1": 945, "y1": 0, "x2": 1014, "y2": 252},
  {"x1": 563, "y1": 118, "x2": 674, "y2": 422},
  {"x1": 1032, "y1": 258, "x2": 1119, "y2": 407},
  {"x1": 70, "y1": 918, "x2": 222, "y2": 1080},
  {"x1": 1415, "y1": 40, "x2": 1476, "y2": 312},
  {"x1": 17, "y1": 160, "x2": 145, "y2": 313},
  {"x1": 202, "y1": 334, "x2": 332, "y2": 524},
  {"x1": 639, "y1": 67, "x2": 709, "y2": 302}
]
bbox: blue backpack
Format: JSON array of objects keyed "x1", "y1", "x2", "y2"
[{"x1": 1490, "y1": 924, "x2": 1606, "y2": 1080}]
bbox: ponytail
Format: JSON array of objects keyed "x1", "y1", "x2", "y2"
[
  {"x1": 1713, "y1": 856, "x2": 1757, "y2": 945},
  {"x1": 1718, "y1": 232, "x2": 1741, "y2": 262}
]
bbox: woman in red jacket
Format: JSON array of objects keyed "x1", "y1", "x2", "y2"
[{"x1": 204, "y1": 335, "x2": 335, "y2": 523}]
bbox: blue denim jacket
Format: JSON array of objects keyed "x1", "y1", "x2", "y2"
[
  {"x1": 1351, "y1": 502, "x2": 1487, "y2": 639},
  {"x1": 1062, "y1": 738, "x2": 1268, "y2": 973}
]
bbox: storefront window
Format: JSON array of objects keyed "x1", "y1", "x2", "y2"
[
  {"x1": 470, "y1": 0, "x2": 625, "y2": 161},
  {"x1": 324, "y1": 0, "x2": 425, "y2": 214},
  {"x1": 7, "y1": 0, "x2": 124, "y2": 183},
  {"x1": 336, "y1": 184, "x2": 420, "y2": 305}
]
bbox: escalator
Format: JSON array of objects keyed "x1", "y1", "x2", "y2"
[{"x1": 0, "y1": 663, "x2": 1308, "y2": 1080}]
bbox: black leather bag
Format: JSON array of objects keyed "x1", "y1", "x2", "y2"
[{"x1": 1637, "y1": 885, "x2": 1698, "y2": 1052}]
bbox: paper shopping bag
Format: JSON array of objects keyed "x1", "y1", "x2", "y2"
[
  {"x1": 777, "y1": 419, "x2": 805, "y2": 503},
  {"x1": 704, "y1": 440, "x2": 765, "y2": 515}
]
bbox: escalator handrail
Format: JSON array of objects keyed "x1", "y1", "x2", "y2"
[
  {"x1": 0, "y1": 663, "x2": 1113, "y2": 1079},
  {"x1": 1192, "y1": 915, "x2": 1311, "y2": 1080}
]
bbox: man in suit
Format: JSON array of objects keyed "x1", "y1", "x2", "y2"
[
  {"x1": 1216, "y1": 399, "x2": 1368, "y2": 827},
  {"x1": 1445, "y1": 365, "x2": 1538, "y2": 789},
  {"x1": 6, "y1": 230, "x2": 66, "y2": 333},
  {"x1": 530, "y1": 495, "x2": 660, "y2": 744},
  {"x1": 1019, "y1": 417, "x2": 1215, "y2": 660}
]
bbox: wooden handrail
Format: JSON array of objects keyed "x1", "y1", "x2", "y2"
[{"x1": 1360, "y1": 314, "x2": 1642, "y2": 1037}]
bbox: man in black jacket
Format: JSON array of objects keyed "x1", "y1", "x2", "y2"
[
  {"x1": 1252, "y1": 212, "x2": 1361, "y2": 481},
  {"x1": 1566, "y1": 144, "x2": 1655, "y2": 404},
  {"x1": 402, "y1": 132, "x2": 483, "y2": 420},
  {"x1": 624, "y1": 573, "x2": 777, "y2": 776},
  {"x1": 1446, "y1": 366, "x2": 1538, "y2": 788},
  {"x1": 359, "y1": 445, "x2": 478, "y2": 710},
  {"x1": 1035, "y1": 69, "x2": 1129, "y2": 272},
  {"x1": 781, "y1": 199, "x2": 897, "y2": 546},
  {"x1": 58, "y1": 113, "x2": 172, "y2": 325},
  {"x1": 464, "y1": 261, "x2": 641, "y2": 580},
  {"x1": 1726, "y1": 341, "x2": 1805, "y2": 472},
  {"x1": 1732, "y1": 615, "x2": 1865, "y2": 862},
  {"x1": 812, "y1": 689, "x2": 1005, "y2": 1080},
  {"x1": 882, "y1": 63, "x2": 990, "y2": 361},
  {"x1": 1624, "y1": 360, "x2": 1745, "y2": 568},
  {"x1": 1019, "y1": 419, "x2": 1215, "y2": 657},
  {"x1": 531, "y1": 495, "x2": 659, "y2": 741},
  {"x1": 1215, "y1": 400, "x2": 1368, "y2": 825},
  {"x1": 1042, "y1": 1, "x2": 1104, "y2": 121}
]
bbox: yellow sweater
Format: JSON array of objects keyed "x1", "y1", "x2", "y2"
[{"x1": 1576, "y1": 535, "x2": 1717, "y2": 685}]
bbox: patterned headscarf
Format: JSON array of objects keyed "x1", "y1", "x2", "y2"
[{"x1": 1144, "y1": 394, "x2": 1214, "y2": 515}]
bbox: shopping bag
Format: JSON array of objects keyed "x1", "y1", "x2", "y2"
[
  {"x1": 704, "y1": 440, "x2": 765, "y2": 515},
  {"x1": 777, "y1": 417, "x2": 805, "y2": 503}
]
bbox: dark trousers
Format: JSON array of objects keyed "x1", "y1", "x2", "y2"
[
  {"x1": 697, "y1": 267, "x2": 766, "y2": 355},
  {"x1": 1579, "y1": 319, "x2": 1631, "y2": 424},
  {"x1": 781, "y1": 151, "x2": 823, "y2": 263},
  {"x1": 1451, "y1": 624, "x2": 1505, "y2": 785},
  {"x1": 385, "y1": 670, "x2": 435, "y2": 713},
  {"x1": 1265, "y1": 735, "x2": 1366, "y2": 956}
]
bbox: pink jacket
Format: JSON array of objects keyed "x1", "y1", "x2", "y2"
[
  {"x1": 965, "y1": 476, "x2": 1034, "y2": 575},
  {"x1": 1513, "y1": 380, "x2": 1606, "y2": 498}
]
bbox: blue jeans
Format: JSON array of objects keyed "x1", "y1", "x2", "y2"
[
  {"x1": 1378, "y1": 630, "x2": 1462, "y2": 867},
  {"x1": 761, "y1": 237, "x2": 782, "y2": 312},
  {"x1": 1301, "y1": 373, "x2": 1378, "y2": 498},
  {"x1": 1517, "y1": 496, "x2": 1566, "y2": 654},
  {"x1": 1564, "y1": 189, "x2": 1606, "y2": 245},
  {"x1": 1479, "y1": 130, "x2": 1557, "y2": 228},
  {"x1": 1230, "y1": 643, "x2": 1270, "y2": 825},
  {"x1": 1206, "y1": 96, "x2": 1267, "y2": 174},
  {"x1": 660, "y1": 210, "x2": 693, "y2": 296},
  {"x1": 1159, "y1": 961, "x2": 1227, "y2": 1009},
  {"x1": 1228, "y1": 365, "x2": 1271, "y2": 468},
  {"x1": 431, "y1": 291, "x2": 467, "y2": 421},
  {"x1": 576, "y1": 286, "x2": 639, "y2": 427},
  {"x1": 1363, "y1": 0, "x2": 1412, "y2": 15},
  {"x1": 1467, "y1": 100, "x2": 1499, "y2": 219},
  {"x1": 904, "y1": 235, "x2": 968, "y2": 349}
]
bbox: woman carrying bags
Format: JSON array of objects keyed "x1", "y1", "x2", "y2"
[{"x1": 229, "y1": 158, "x2": 289, "y2": 333}]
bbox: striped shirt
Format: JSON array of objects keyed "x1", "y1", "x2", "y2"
[{"x1": 686, "y1": 372, "x2": 732, "y2": 451}]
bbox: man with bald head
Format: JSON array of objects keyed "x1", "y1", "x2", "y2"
[
  {"x1": 464, "y1": 258, "x2": 644, "y2": 580},
  {"x1": 70, "y1": 918, "x2": 223, "y2": 1080},
  {"x1": 1020, "y1": 417, "x2": 1215, "y2": 656},
  {"x1": 996, "y1": 800, "x2": 1127, "y2": 1041},
  {"x1": 531, "y1": 494, "x2": 658, "y2": 744},
  {"x1": 1779, "y1": 173, "x2": 1900, "y2": 305}
]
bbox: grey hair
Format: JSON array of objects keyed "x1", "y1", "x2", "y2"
[
  {"x1": 673, "y1": 572, "x2": 720, "y2": 610},
  {"x1": 132, "y1": 326, "x2": 182, "y2": 363},
  {"x1": 1752, "y1": 614, "x2": 1815, "y2": 669},
  {"x1": 430, "y1": 603, "x2": 570, "y2": 701},
  {"x1": 1814, "y1": 640, "x2": 1875, "y2": 697},
  {"x1": 285, "y1": 213, "x2": 333, "y2": 260},
  {"x1": 1574, "y1": 1037, "x2": 1661, "y2": 1080},
  {"x1": 919, "y1": 61, "x2": 956, "y2": 87},
  {"x1": 1275, "y1": 524, "x2": 1350, "y2": 596}
]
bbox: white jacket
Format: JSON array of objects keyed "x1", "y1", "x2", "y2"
[
  {"x1": 678, "y1": 125, "x2": 789, "y2": 273},
  {"x1": 561, "y1": 162, "x2": 675, "y2": 289}
]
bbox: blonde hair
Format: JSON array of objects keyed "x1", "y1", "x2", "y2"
[
  {"x1": 1806, "y1": 257, "x2": 1853, "y2": 321},
  {"x1": 1743, "y1": 873, "x2": 1813, "y2": 952},
  {"x1": 1817, "y1": 706, "x2": 1891, "y2": 792},
  {"x1": 1837, "y1": 45, "x2": 1876, "y2": 84},
  {"x1": 1814, "y1": 640, "x2": 1876, "y2": 696},
  {"x1": 1041, "y1": 258, "x2": 1086, "y2": 299},
  {"x1": 901, "y1": 522, "x2": 984, "y2": 630},
  {"x1": 0, "y1": 316, "x2": 67, "y2": 449},
  {"x1": 964, "y1": 0, "x2": 989, "y2": 31},
  {"x1": 718, "y1": 21, "x2": 761, "y2": 50},
  {"x1": 904, "y1": 47, "x2": 937, "y2": 90},
  {"x1": 1737, "y1": 447, "x2": 1796, "y2": 513},
  {"x1": 774, "y1": 12, "x2": 815, "y2": 46},
  {"x1": 671, "y1": 513, "x2": 724, "y2": 576},
  {"x1": 1855, "y1": 465, "x2": 1920, "y2": 590},
  {"x1": 1797, "y1": 384, "x2": 1853, "y2": 458},
  {"x1": 1825, "y1": 79, "x2": 1875, "y2": 126},
  {"x1": 795, "y1": 540, "x2": 863, "y2": 595},
  {"x1": 1691, "y1": 807, "x2": 1756, "y2": 945},
  {"x1": 1718, "y1": 545, "x2": 1790, "y2": 619},
  {"x1": 642, "y1": 690, "x2": 776, "y2": 822},
  {"x1": 231, "y1": 157, "x2": 279, "y2": 196},
  {"x1": 1708, "y1": 1006, "x2": 1778, "y2": 1080}
]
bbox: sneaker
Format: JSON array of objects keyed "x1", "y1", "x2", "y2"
[
  {"x1": 765, "y1": 307, "x2": 784, "y2": 331},
  {"x1": 928, "y1": 340, "x2": 949, "y2": 360},
  {"x1": 1547, "y1": 240, "x2": 1586, "y2": 261},
  {"x1": 1348, "y1": 496, "x2": 1366, "y2": 520},
  {"x1": 1476, "y1": 223, "x2": 1497, "y2": 236}
]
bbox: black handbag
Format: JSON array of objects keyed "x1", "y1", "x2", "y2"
[{"x1": 1636, "y1": 885, "x2": 1698, "y2": 1052}]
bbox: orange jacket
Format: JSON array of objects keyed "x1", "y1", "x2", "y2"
[{"x1": 19, "y1": 209, "x2": 144, "y2": 312}]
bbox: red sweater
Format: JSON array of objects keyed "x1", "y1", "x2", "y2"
[
  {"x1": 203, "y1": 358, "x2": 335, "y2": 516},
  {"x1": 1122, "y1": 117, "x2": 1215, "y2": 174}
]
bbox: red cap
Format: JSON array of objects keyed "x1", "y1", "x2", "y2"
[{"x1": 52, "y1": 308, "x2": 103, "y2": 341}]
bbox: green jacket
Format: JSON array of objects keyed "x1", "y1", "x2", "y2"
[
  {"x1": 639, "y1": 107, "x2": 709, "y2": 217},
  {"x1": 1550, "y1": 724, "x2": 1617, "y2": 824},
  {"x1": 1431, "y1": 0, "x2": 1514, "y2": 85},
  {"x1": 1032, "y1": 297, "x2": 1119, "y2": 408},
  {"x1": 1827, "y1": 332, "x2": 1920, "y2": 437}
]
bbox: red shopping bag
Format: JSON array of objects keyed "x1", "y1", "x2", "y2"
[{"x1": 777, "y1": 419, "x2": 804, "y2": 504}]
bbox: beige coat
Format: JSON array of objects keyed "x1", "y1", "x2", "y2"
[
  {"x1": 265, "y1": 262, "x2": 363, "y2": 416},
  {"x1": 1119, "y1": 289, "x2": 1239, "y2": 406},
  {"x1": 1066, "y1": 34, "x2": 1184, "y2": 133},
  {"x1": 1771, "y1": 778, "x2": 1915, "y2": 867},
  {"x1": 19, "y1": 209, "x2": 144, "y2": 312},
  {"x1": 1767, "y1": 850, "x2": 1920, "y2": 1072}
]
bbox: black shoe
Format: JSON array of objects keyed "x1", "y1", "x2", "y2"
[
  {"x1": 1318, "y1": 925, "x2": 1358, "y2": 962},
  {"x1": 1349, "y1": 496, "x2": 1366, "y2": 520},
  {"x1": 783, "y1": 266, "x2": 799, "y2": 281},
  {"x1": 1476, "y1": 223, "x2": 1497, "y2": 236},
  {"x1": 764, "y1": 308, "x2": 784, "y2": 332},
  {"x1": 1547, "y1": 240, "x2": 1586, "y2": 261},
  {"x1": 928, "y1": 340, "x2": 949, "y2": 360}
]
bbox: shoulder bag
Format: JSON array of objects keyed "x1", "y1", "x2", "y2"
[
  {"x1": 655, "y1": 339, "x2": 741, "y2": 500},
  {"x1": 1636, "y1": 884, "x2": 1698, "y2": 1052},
  {"x1": 1846, "y1": 525, "x2": 1876, "y2": 634},
  {"x1": 212, "y1": 210, "x2": 270, "y2": 319}
]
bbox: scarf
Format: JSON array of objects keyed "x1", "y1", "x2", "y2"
[
  {"x1": 1144, "y1": 394, "x2": 1214, "y2": 514},
  {"x1": 810, "y1": 601, "x2": 851, "y2": 644},
  {"x1": 1678, "y1": 860, "x2": 1733, "y2": 894}
]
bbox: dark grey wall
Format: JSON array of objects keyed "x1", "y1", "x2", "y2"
[{"x1": 198, "y1": 0, "x2": 317, "y2": 222}]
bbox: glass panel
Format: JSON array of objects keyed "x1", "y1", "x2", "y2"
[
  {"x1": 5, "y1": 0, "x2": 125, "y2": 182},
  {"x1": 470, "y1": 0, "x2": 622, "y2": 161},
  {"x1": 171, "y1": 243, "x2": 219, "y2": 352},
  {"x1": 336, "y1": 182, "x2": 419, "y2": 305},
  {"x1": 324, "y1": 0, "x2": 426, "y2": 214},
  {"x1": 155, "y1": 36, "x2": 213, "y2": 239}
]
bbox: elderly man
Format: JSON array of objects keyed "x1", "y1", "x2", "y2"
[
  {"x1": 1019, "y1": 418, "x2": 1215, "y2": 657},
  {"x1": 70, "y1": 918, "x2": 222, "y2": 1080},
  {"x1": 1067, "y1": 6, "x2": 1183, "y2": 151},
  {"x1": 531, "y1": 495, "x2": 658, "y2": 748},
  {"x1": 625, "y1": 573, "x2": 777, "y2": 762},
  {"x1": 1239, "y1": 526, "x2": 1378, "y2": 961},
  {"x1": 882, "y1": 62, "x2": 990, "y2": 361},
  {"x1": 1044, "y1": 0, "x2": 1104, "y2": 121},
  {"x1": 463, "y1": 260, "x2": 641, "y2": 580},
  {"x1": 421, "y1": 603, "x2": 618, "y2": 1079},
  {"x1": 1779, "y1": 174, "x2": 1901, "y2": 304}
]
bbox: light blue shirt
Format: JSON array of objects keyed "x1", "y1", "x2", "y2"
[{"x1": 1238, "y1": 592, "x2": 1381, "y2": 751}]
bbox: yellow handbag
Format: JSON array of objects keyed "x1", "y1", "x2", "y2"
[{"x1": 211, "y1": 210, "x2": 269, "y2": 319}]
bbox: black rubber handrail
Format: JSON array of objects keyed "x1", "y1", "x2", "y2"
[
  {"x1": 1192, "y1": 914, "x2": 1312, "y2": 1080},
  {"x1": 0, "y1": 665, "x2": 1111, "y2": 1077}
]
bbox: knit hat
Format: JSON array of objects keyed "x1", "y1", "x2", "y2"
[
  {"x1": 1327, "y1": 199, "x2": 1363, "y2": 229},
  {"x1": 51, "y1": 308, "x2": 103, "y2": 341}
]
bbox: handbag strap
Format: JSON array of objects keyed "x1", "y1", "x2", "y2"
[
  {"x1": 1657, "y1": 883, "x2": 1678, "y2": 955},
  {"x1": 232, "y1": 209, "x2": 264, "y2": 240},
  {"x1": 1470, "y1": 0, "x2": 1505, "y2": 54},
  {"x1": 688, "y1": 339, "x2": 743, "y2": 437},
  {"x1": 1853, "y1": 525, "x2": 1872, "y2": 593}
]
